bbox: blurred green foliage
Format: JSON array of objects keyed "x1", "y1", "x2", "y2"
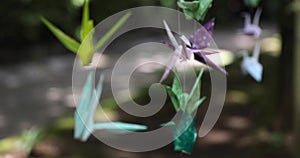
[
  {"x1": 0, "y1": 127, "x2": 45, "y2": 154},
  {"x1": 0, "y1": 0, "x2": 78, "y2": 44},
  {"x1": 0, "y1": 0, "x2": 159, "y2": 46},
  {"x1": 160, "y1": 0, "x2": 177, "y2": 8},
  {"x1": 244, "y1": 0, "x2": 261, "y2": 7}
]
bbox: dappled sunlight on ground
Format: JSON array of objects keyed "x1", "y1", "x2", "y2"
[
  {"x1": 223, "y1": 116, "x2": 252, "y2": 130},
  {"x1": 201, "y1": 130, "x2": 235, "y2": 145},
  {"x1": 0, "y1": 55, "x2": 74, "y2": 138},
  {"x1": 226, "y1": 90, "x2": 250, "y2": 105},
  {"x1": 261, "y1": 34, "x2": 282, "y2": 56}
]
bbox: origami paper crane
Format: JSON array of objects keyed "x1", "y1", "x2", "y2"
[
  {"x1": 160, "y1": 19, "x2": 227, "y2": 83},
  {"x1": 161, "y1": 69, "x2": 206, "y2": 154},
  {"x1": 240, "y1": 8, "x2": 262, "y2": 38},
  {"x1": 74, "y1": 72, "x2": 147, "y2": 141},
  {"x1": 240, "y1": 41, "x2": 263, "y2": 82},
  {"x1": 41, "y1": 0, "x2": 131, "y2": 65},
  {"x1": 177, "y1": 0, "x2": 213, "y2": 21}
]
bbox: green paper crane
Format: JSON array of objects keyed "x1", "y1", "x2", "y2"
[
  {"x1": 40, "y1": 0, "x2": 131, "y2": 66},
  {"x1": 162, "y1": 69, "x2": 206, "y2": 154},
  {"x1": 244, "y1": 0, "x2": 260, "y2": 7},
  {"x1": 177, "y1": 0, "x2": 213, "y2": 21},
  {"x1": 75, "y1": 71, "x2": 147, "y2": 141}
]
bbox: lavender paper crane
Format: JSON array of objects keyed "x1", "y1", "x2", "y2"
[
  {"x1": 75, "y1": 72, "x2": 147, "y2": 141},
  {"x1": 160, "y1": 19, "x2": 227, "y2": 83},
  {"x1": 240, "y1": 41, "x2": 263, "y2": 82},
  {"x1": 240, "y1": 8, "x2": 262, "y2": 38}
]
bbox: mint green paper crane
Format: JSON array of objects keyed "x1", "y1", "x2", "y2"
[
  {"x1": 40, "y1": 0, "x2": 131, "y2": 66},
  {"x1": 75, "y1": 72, "x2": 147, "y2": 141},
  {"x1": 162, "y1": 69, "x2": 206, "y2": 154},
  {"x1": 177, "y1": 0, "x2": 213, "y2": 21}
]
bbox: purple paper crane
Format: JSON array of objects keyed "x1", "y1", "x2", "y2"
[
  {"x1": 160, "y1": 19, "x2": 227, "y2": 83},
  {"x1": 240, "y1": 8, "x2": 262, "y2": 38}
]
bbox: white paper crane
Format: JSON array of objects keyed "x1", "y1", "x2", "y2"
[{"x1": 240, "y1": 41, "x2": 263, "y2": 82}]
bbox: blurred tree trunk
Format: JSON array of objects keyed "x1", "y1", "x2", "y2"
[
  {"x1": 278, "y1": 0, "x2": 295, "y2": 130},
  {"x1": 294, "y1": 0, "x2": 300, "y2": 157},
  {"x1": 280, "y1": 0, "x2": 300, "y2": 157}
]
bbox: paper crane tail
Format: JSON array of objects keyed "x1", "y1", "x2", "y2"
[{"x1": 195, "y1": 53, "x2": 228, "y2": 75}]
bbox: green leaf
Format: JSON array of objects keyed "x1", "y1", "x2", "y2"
[
  {"x1": 80, "y1": 0, "x2": 94, "y2": 41},
  {"x1": 18, "y1": 127, "x2": 44, "y2": 154},
  {"x1": 40, "y1": 16, "x2": 80, "y2": 53},
  {"x1": 93, "y1": 12, "x2": 131, "y2": 51}
]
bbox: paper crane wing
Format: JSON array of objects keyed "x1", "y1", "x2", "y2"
[
  {"x1": 74, "y1": 72, "x2": 93, "y2": 141},
  {"x1": 190, "y1": 18, "x2": 215, "y2": 49},
  {"x1": 194, "y1": 52, "x2": 228, "y2": 75},
  {"x1": 163, "y1": 20, "x2": 179, "y2": 48},
  {"x1": 81, "y1": 74, "x2": 104, "y2": 141},
  {"x1": 253, "y1": 8, "x2": 262, "y2": 26},
  {"x1": 93, "y1": 122, "x2": 147, "y2": 134},
  {"x1": 159, "y1": 48, "x2": 181, "y2": 83}
]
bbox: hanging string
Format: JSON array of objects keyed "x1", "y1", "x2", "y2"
[{"x1": 178, "y1": 5, "x2": 181, "y2": 34}]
